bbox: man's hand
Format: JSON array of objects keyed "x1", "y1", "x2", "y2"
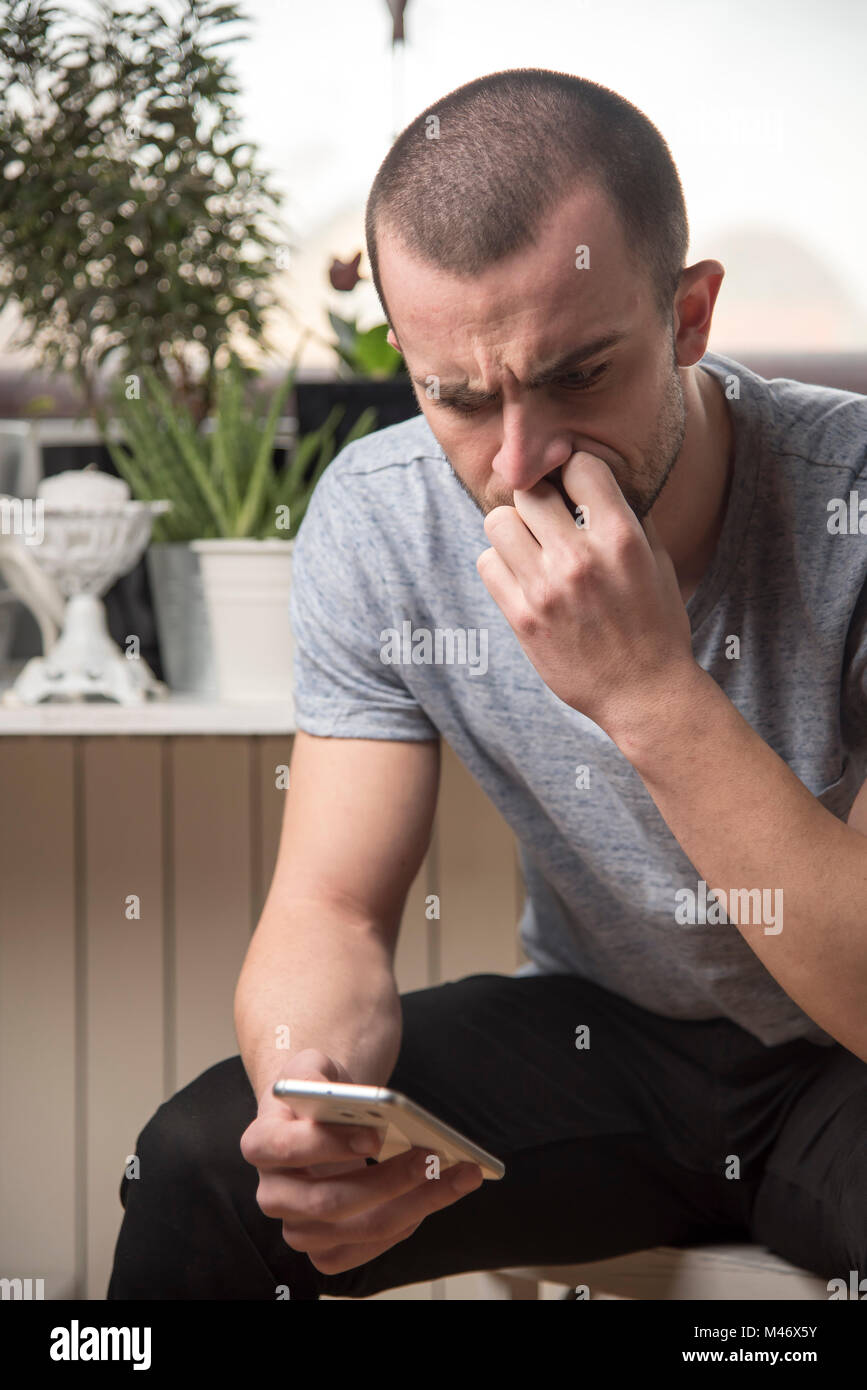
[
  {"x1": 240, "y1": 1049, "x2": 483, "y2": 1277},
  {"x1": 476, "y1": 451, "x2": 697, "y2": 740}
]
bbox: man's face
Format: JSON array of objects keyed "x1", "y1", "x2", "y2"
[{"x1": 379, "y1": 183, "x2": 686, "y2": 520}]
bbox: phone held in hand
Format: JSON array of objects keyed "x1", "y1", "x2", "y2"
[{"x1": 272, "y1": 1079, "x2": 505, "y2": 1180}]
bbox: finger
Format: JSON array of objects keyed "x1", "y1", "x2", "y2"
[
  {"x1": 511, "y1": 474, "x2": 587, "y2": 549},
  {"x1": 256, "y1": 1143, "x2": 441, "y2": 1226},
  {"x1": 476, "y1": 544, "x2": 527, "y2": 616},
  {"x1": 282, "y1": 1160, "x2": 484, "y2": 1255},
  {"x1": 482, "y1": 503, "x2": 540, "y2": 581},
  {"x1": 305, "y1": 1219, "x2": 426, "y2": 1277},
  {"x1": 560, "y1": 450, "x2": 635, "y2": 533},
  {"x1": 242, "y1": 1115, "x2": 384, "y2": 1170}
]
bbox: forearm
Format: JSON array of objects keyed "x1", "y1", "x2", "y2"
[
  {"x1": 613, "y1": 666, "x2": 867, "y2": 1062},
  {"x1": 234, "y1": 900, "x2": 403, "y2": 1100}
]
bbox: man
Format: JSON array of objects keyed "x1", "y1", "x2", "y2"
[{"x1": 108, "y1": 68, "x2": 867, "y2": 1301}]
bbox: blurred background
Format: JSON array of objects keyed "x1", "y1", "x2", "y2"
[
  {"x1": 0, "y1": 0, "x2": 864, "y2": 681},
  {"x1": 0, "y1": 0, "x2": 864, "y2": 1304},
  {"x1": 4, "y1": 0, "x2": 866, "y2": 371},
  {"x1": 224, "y1": 0, "x2": 867, "y2": 361}
]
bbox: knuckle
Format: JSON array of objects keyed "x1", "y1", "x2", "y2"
[
  {"x1": 485, "y1": 505, "x2": 512, "y2": 533},
  {"x1": 512, "y1": 603, "x2": 539, "y2": 637},
  {"x1": 255, "y1": 1181, "x2": 281, "y2": 1220},
  {"x1": 560, "y1": 551, "x2": 589, "y2": 586},
  {"x1": 302, "y1": 1183, "x2": 340, "y2": 1223},
  {"x1": 532, "y1": 577, "x2": 561, "y2": 613},
  {"x1": 345, "y1": 1210, "x2": 380, "y2": 1243},
  {"x1": 612, "y1": 523, "x2": 642, "y2": 561},
  {"x1": 281, "y1": 1222, "x2": 311, "y2": 1252}
]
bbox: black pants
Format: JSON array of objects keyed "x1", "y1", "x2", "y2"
[{"x1": 106, "y1": 972, "x2": 867, "y2": 1300}]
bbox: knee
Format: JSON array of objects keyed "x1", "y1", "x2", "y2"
[{"x1": 126, "y1": 1056, "x2": 254, "y2": 1194}]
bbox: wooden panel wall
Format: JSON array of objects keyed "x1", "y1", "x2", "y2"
[
  {"x1": 82, "y1": 739, "x2": 165, "y2": 1303},
  {"x1": 0, "y1": 739, "x2": 77, "y2": 1299},
  {"x1": 0, "y1": 733, "x2": 524, "y2": 1301}
]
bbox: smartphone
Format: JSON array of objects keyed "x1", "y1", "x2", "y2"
[{"x1": 272, "y1": 1079, "x2": 505, "y2": 1180}]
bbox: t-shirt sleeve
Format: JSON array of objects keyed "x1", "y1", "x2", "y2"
[{"x1": 289, "y1": 458, "x2": 439, "y2": 741}]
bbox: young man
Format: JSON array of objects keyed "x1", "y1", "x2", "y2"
[{"x1": 108, "y1": 69, "x2": 867, "y2": 1301}]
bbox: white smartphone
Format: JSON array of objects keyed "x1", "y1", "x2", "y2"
[{"x1": 272, "y1": 1079, "x2": 505, "y2": 1180}]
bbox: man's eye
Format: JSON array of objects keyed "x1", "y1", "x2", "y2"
[
  {"x1": 441, "y1": 397, "x2": 490, "y2": 415},
  {"x1": 558, "y1": 363, "x2": 609, "y2": 391},
  {"x1": 439, "y1": 361, "x2": 609, "y2": 413}
]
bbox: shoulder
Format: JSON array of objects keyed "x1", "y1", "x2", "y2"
[
  {"x1": 702, "y1": 351, "x2": 867, "y2": 483},
  {"x1": 294, "y1": 411, "x2": 456, "y2": 557},
  {"x1": 319, "y1": 413, "x2": 448, "y2": 494}
]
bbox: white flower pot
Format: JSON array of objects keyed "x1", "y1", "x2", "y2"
[
  {"x1": 190, "y1": 538, "x2": 295, "y2": 704},
  {"x1": 146, "y1": 542, "x2": 217, "y2": 697}
]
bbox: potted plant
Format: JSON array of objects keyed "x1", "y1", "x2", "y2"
[
  {"x1": 0, "y1": 0, "x2": 289, "y2": 677},
  {"x1": 104, "y1": 357, "x2": 375, "y2": 702}
]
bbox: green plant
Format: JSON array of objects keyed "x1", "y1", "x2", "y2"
[
  {"x1": 0, "y1": 0, "x2": 285, "y2": 421},
  {"x1": 325, "y1": 252, "x2": 406, "y2": 380},
  {"x1": 328, "y1": 312, "x2": 406, "y2": 380},
  {"x1": 101, "y1": 358, "x2": 376, "y2": 542}
]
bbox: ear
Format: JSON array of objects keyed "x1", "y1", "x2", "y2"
[{"x1": 672, "y1": 259, "x2": 725, "y2": 367}]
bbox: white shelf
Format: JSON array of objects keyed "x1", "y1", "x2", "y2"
[{"x1": 0, "y1": 665, "x2": 296, "y2": 735}]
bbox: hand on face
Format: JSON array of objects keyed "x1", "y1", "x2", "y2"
[{"x1": 476, "y1": 451, "x2": 695, "y2": 740}]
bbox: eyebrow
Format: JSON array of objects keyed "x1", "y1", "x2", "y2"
[{"x1": 412, "y1": 331, "x2": 627, "y2": 404}]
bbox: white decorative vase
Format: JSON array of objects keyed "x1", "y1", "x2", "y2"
[{"x1": 190, "y1": 538, "x2": 295, "y2": 704}]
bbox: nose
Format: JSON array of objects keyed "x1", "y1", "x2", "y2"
[{"x1": 490, "y1": 399, "x2": 575, "y2": 492}]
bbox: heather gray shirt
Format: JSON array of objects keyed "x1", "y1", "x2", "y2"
[{"x1": 289, "y1": 351, "x2": 867, "y2": 1048}]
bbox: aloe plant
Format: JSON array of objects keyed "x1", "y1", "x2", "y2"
[{"x1": 101, "y1": 358, "x2": 376, "y2": 543}]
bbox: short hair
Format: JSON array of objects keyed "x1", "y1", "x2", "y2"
[{"x1": 365, "y1": 68, "x2": 689, "y2": 327}]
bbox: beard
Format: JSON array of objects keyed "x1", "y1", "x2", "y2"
[{"x1": 445, "y1": 349, "x2": 687, "y2": 523}]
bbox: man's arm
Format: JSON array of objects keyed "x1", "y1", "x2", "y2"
[
  {"x1": 616, "y1": 666, "x2": 867, "y2": 1063},
  {"x1": 236, "y1": 730, "x2": 484, "y2": 1278},
  {"x1": 477, "y1": 449, "x2": 867, "y2": 1063},
  {"x1": 234, "y1": 730, "x2": 440, "y2": 1102}
]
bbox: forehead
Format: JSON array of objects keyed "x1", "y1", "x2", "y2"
[{"x1": 378, "y1": 183, "x2": 646, "y2": 365}]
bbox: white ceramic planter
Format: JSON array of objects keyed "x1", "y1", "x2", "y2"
[
  {"x1": 146, "y1": 542, "x2": 217, "y2": 697},
  {"x1": 190, "y1": 538, "x2": 295, "y2": 704}
]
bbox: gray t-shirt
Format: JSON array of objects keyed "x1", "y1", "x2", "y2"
[{"x1": 289, "y1": 350, "x2": 867, "y2": 1048}]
